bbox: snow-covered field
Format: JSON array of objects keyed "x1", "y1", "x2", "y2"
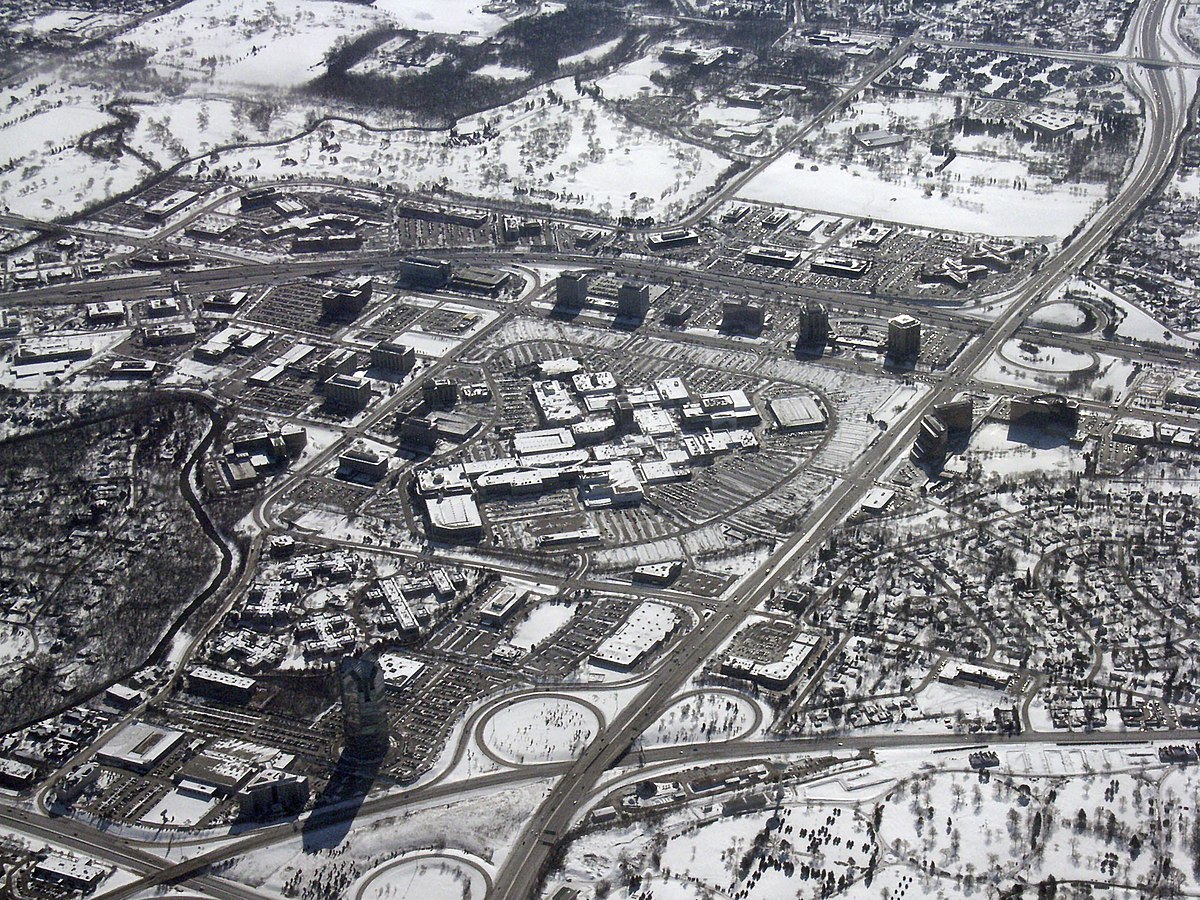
[
  {"x1": 508, "y1": 602, "x2": 576, "y2": 652},
  {"x1": 641, "y1": 691, "x2": 759, "y2": 747},
  {"x1": 1029, "y1": 301, "x2": 1089, "y2": 330},
  {"x1": 357, "y1": 852, "x2": 488, "y2": 900},
  {"x1": 371, "y1": 0, "x2": 508, "y2": 35},
  {"x1": 966, "y1": 421, "x2": 1086, "y2": 478},
  {"x1": 976, "y1": 341, "x2": 1136, "y2": 401},
  {"x1": 222, "y1": 779, "x2": 553, "y2": 895},
  {"x1": 190, "y1": 77, "x2": 731, "y2": 220},
  {"x1": 738, "y1": 154, "x2": 1104, "y2": 239},
  {"x1": 123, "y1": 0, "x2": 513, "y2": 89},
  {"x1": 560, "y1": 36, "x2": 624, "y2": 68},
  {"x1": 594, "y1": 53, "x2": 666, "y2": 100},
  {"x1": 736, "y1": 89, "x2": 1109, "y2": 238},
  {"x1": 474, "y1": 63, "x2": 532, "y2": 82},
  {"x1": 1, "y1": 107, "x2": 114, "y2": 167},
  {"x1": 547, "y1": 745, "x2": 1200, "y2": 899},
  {"x1": 481, "y1": 697, "x2": 599, "y2": 764},
  {"x1": 124, "y1": 0, "x2": 387, "y2": 88},
  {"x1": 125, "y1": 97, "x2": 310, "y2": 167}
]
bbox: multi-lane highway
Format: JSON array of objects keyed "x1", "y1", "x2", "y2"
[{"x1": 488, "y1": 0, "x2": 1196, "y2": 895}]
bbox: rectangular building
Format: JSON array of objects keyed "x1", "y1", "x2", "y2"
[
  {"x1": 145, "y1": 189, "x2": 199, "y2": 221},
  {"x1": 324, "y1": 373, "x2": 372, "y2": 412},
  {"x1": 97, "y1": 722, "x2": 187, "y2": 774},
  {"x1": 371, "y1": 338, "x2": 416, "y2": 374},
  {"x1": 744, "y1": 246, "x2": 801, "y2": 268},
  {"x1": 887, "y1": 314, "x2": 921, "y2": 360},
  {"x1": 316, "y1": 348, "x2": 358, "y2": 384},
  {"x1": 187, "y1": 667, "x2": 257, "y2": 704},
  {"x1": 399, "y1": 256, "x2": 452, "y2": 289},
  {"x1": 451, "y1": 267, "x2": 511, "y2": 296},
  {"x1": 811, "y1": 255, "x2": 869, "y2": 278},
  {"x1": 338, "y1": 447, "x2": 389, "y2": 481}
]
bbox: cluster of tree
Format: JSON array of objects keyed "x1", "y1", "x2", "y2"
[{"x1": 499, "y1": 1, "x2": 628, "y2": 76}]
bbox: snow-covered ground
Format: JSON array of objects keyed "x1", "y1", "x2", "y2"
[
  {"x1": 560, "y1": 36, "x2": 624, "y2": 68},
  {"x1": 1, "y1": 107, "x2": 114, "y2": 167},
  {"x1": 737, "y1": 154, "x2": 1104, "y2": 239},
  {"x1": 734, "y1": 89, "x2": 1109, "y2": 238},
  {"x1": 189, "y1": 77, "x2": 731, "y2": 221},
  {"x1": 508, "y1": 602, "x2": 576, "y2": 652},
  {"x1": 594, "y1": 53, "x2": 668, "y2": 100},
  {"x1": 124, "y1": 0, "x2": 388, "y2": 88},
  {"x1": 221, "y1": 778, "x2": 554, "y2": 895},
  {"x1": 356, "y1": 852, "x2": 489, "y2": 900},
  {"x1": 371, "y1": 0, "x2": 508, "y2": 34},
  {"x1": 481, "y1": 697, "x2": 599, "y2": 764},
  {"x1": 975, "y1": 341, "x2": 1136, "y2": 401},
  {"x1": 474, "y1": 63, "x2": 531, "y2": 81},
  {"x1": 548, "y1": 744, "x2": 1198, "y2": 899},
  {"x1": 641, "y1": 691, "x2": 759, "y2": 747},
  {"x1": 140, "y1": 787, "x2": 219, "y2": 827},
  {"x1": 125, "y1": 96, "x2": 310, "y2": 167},
  {"x1": 1029, "y1": 301, "x2": 1089, "y2": 329},
  {"x1": 966, "y1": 421, "x2": 1086, "y2": 478}
]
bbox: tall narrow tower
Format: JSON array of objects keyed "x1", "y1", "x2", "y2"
[{"x1": 338, "y1": 654, "x2": 389, "y2": 760}]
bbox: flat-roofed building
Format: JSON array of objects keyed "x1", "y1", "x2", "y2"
[
  {"x1": 795, "y1": 301, "x2": 829, "y2": 348},
  {"x1": 647, "y1": 229, "x2": 700, "y2": 251},
  {"x1": 396, "y1": 203, "x2": 488, "y2": 227},
  {"x1": 616, "y1": 281, "x2": 650, "y2": 319},
  {"x1": 744, "y1": 245, "x2": 801, "y2": 268},
  {"x1": 399, "y1": 256, "x2": 452, "y2": 289},
  {"x1": 110, "y1": 359, "x2": 157, "y2": 379},
  {"x1": 513, "y1": 427, "x2": 575, "y2": 455},
  {"x1": 85, "y1": 300, "x2": 125, "y2": 324},
  {"x1": 142, "y1": 322, "x2": 197, "y2": 346},
  {"x1": 371, "y1": 338, "x2": 416, "y2": 374},
  {"x1": 145, "y1": 189, "x2": 199, "y2": 221},
  {"x1": 0, "y1": 758, "x2": 36, "y2": 789},
  {"x1": 1009, "y1": 393, "x2": 1079, "y2": 429},
  {"x1": 426, "y1": 494, "x2": 483, "y2": 542},
  {"x1": 556, "y1": 271, "x2": 588, "y2": 307},
  {"x1": 98, "y1": 722, "x2": 187, "y2": 774},
  {"x1": 591, "y1": 601, "x2": 679, "y2": 670},
  {"x1": 853, "y1": 127, "x2": 906, "y2": 150},
  {"x1": 934, "y1": 398, "x2": 973, "y2": 432},
  {"x1": 33, "y1": 855, "x2": 107, "y2": 891},
  {"x1": 451, "y1": 266, "x2": 511, "y2": 296},
  {"x1": 324, "y1": 373, "x2": 372, "y2": 412},
  {"x1": 422, "y1": 377, "x2": 458, "y2": 408},
  {"x1": 104, "y1": 684, "x2": 143, "y2": 710},
  {"x1": 186, "y1": 214, "x2": 236, "y2": 239},
  {"x1": 316, "y1": 348, "x2": 358, "y2": 384},
  {"x1": 911, "y1": 414, "x2": 948, "y2": 466},
  {"x1": 187, "y1": 667, "x2": 257, "y2": 704},
  {"x1": 811, "y1": 255, "x2": 869, "y2": 278},
  {"x1": 768, "y1": 394, "x2": 826, "y2": 432},
  {"x1": 478, "y1": 585, "x2": 528, "y2": 626},
  {"x1": 240, "y1": 187, "x2": 278, "y2": 210},
  {"x1": 721, "y1": 299, "x2": 765, "y2": 335},
  {"x1": 887, "y1": 314, "x2": 921, "y2": 360},
  {"x1": 237, "y1": 769, "x2": 309, "y2": 820},
  {"x1": 398, "y1": 415, "x2": 438, "y2": 452},
  {"x1": 15, "y1": 338, "x2": 92, "y2": 364},
  {"x1": 321, "y1": 276, "x2": 373, "y2": 319},
  {"x1": 338, "y1": 447, "x2": 389, "y2": 481},
  {"x1": 292, "y1": 232, "x2": 362, "y2": 253}
]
